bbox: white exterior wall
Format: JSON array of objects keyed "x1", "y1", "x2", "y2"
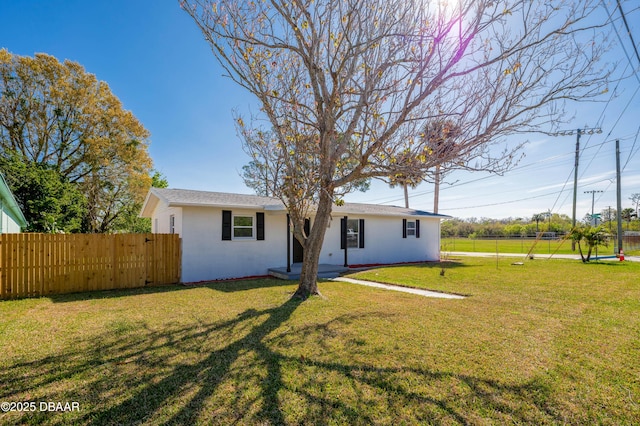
[
  {"x1": 0, "y1": 209, "x2": 22, "y2": 233},
  {"x1": 180, "y1": 206, "x2": 288, "y2": 283},
  {"x1": 153, "y1": 203, "x2": 182, "y2": 235},
  {"x1": 317, "y1": 213, "x2": 441, "y2": 265},
  {"x1": 149, "y1": 200, "x2": 442, "y2": 282}
]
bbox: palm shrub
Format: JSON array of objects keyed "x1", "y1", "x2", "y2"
[{"x1": 570, "y1": 225, "x2": 608, "y2": 262}]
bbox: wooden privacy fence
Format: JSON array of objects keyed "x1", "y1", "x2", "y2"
[{"x1": 0, "y1": 233, "x2": 181, "y2": 300}]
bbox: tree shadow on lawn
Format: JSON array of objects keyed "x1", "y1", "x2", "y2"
[
  {"x1": 350, "y1": 260, "x2": 471, "y2": 274},
  {"x1": 47, "y1": 277, "x2": 291, "y2": 303},
  {"x1": 1, "y1": 299, "x2": 562, "y2": 425}
]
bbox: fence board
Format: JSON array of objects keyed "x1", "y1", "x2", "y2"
[{"x1": 0, "y1": 233, "x2": 181, "y2": 300}]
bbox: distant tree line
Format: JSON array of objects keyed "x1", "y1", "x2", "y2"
[{"x1": 442, "y1": 207, "x2": 640, "y2": 239}]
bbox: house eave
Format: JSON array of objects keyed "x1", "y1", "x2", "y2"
[
  {"x1": 167, "y1": 201, "x2": 287, "y2": 212},
  {"x1": 0, "y1": 172, "x2": 28, "y2": 228}
]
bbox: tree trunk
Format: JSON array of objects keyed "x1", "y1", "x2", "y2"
[
  {"x1": 292, "y1": 190, "x2": 333, "y2": 299},
  {"x1": 577, "y1": 242, "x2": 586, "y2": 263},
  {"x1": 403, "y1": 183, "x2": 409, "y2": 208}
]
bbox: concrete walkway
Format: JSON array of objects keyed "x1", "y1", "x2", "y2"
[{"x1": 332, "y1": 277, "x2": 465, "y2": 299}]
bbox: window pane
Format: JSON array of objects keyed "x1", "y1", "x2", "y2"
[
  {"x1": 407, "y1": 221, "x2": 415, "y2": 236},
  {"x1": 234, "y1": 216, "x2": 253, "y2": 227},
  {"x1": 234, "y1": 228, "x2": 253, "y2": 238},
  {"x1": 347, "y1": 219, "x2": 359, "y2": 248}
]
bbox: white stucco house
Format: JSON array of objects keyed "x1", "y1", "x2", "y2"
[
  {"x1": 140, "y1": 188, "x2": 448, "y2": 283},
  {"x1": 0, "y1": 172, "x2": 27, "y2": 233}
]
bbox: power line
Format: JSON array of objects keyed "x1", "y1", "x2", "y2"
[
  {"x1": 440, "y1": 190, "x2": 566, "y2": 211},
  {"x1": 367, "y1": 136, "x2": 634, "y2": 208},
  {"x1": 361, "y1": 4, "x2": 640, "y2": 217},
  {"x1": 580, "y1": 84, "x2": 640, "y2": 179},
  {"x1": 602, "y1": 0, "x2": 640, "y2": 85},
  {"x1": 622, "y1": 125, "x2": 640, "y2": 171},
  {"x1": 616, "y1": 0, "x2": 640, "y2": 68}
]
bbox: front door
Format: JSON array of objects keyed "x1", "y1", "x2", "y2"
[{"x1": 292, "y1": 218, "x2": 310, "y2": 263}]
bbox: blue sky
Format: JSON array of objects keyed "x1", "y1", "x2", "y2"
[{"x1": 1, "y1": 1, "x2": 639, "y2": 220}]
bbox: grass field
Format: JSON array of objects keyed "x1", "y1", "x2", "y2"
[
  {"x1": 441, "y1": 237, "x2": 640, "y2": 256},
  {"x1": 1, "y1": 257, "x2": 639, "y2": 424}
]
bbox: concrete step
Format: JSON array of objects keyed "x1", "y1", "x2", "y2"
[{"x1": 268, "y1": 264, "x2": 348, "y2": 280}]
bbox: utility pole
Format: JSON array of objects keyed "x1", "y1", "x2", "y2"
[
  {"x1": 616, "y1": 139, "x2": 623, "y2": 257},
  {"x1": 584, "y1": 190, "x2": 603, "y2": 224},
  {"x1": 553, "y1": 127, "x2": 602, "y2": 250}
]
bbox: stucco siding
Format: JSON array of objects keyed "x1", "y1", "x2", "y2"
[
  {"x1": 180, "y1": 207, "x2": 287, "y2": 282},
  {"x1": 142, "y1": 188, "x2": 445, "y2": 282},
  {"x1": 152, "y1": 204, "x2": 182, "y2": 235},
  {"x1": 318, "y1": 214, "x2": 440, "y2": 265}
]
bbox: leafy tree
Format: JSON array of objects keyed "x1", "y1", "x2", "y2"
[
  {"x1": 0, "y1": 151, "x2": 85, "y2": 232},
  {"x1": 570, "y1": 225, "x2": 608, "y2": 263},
  {"x1": 184, "y1": 0, "x2": 611, "y2": 298},
  {"x1": 532, "y1": 213, "x2": 546, "y2": 233},
  {"x1": 0, "y1": 49, "x2": 152, "y2": 233},
  {"x1": 503, "y1": 223, "x2": 525, "y2": 237},
  {"x1": 621, "y1": 207, "x2": 636, "y2": 230},
  {"x1": 111, "y1": 170, "x2": 169, "y2": 233}
]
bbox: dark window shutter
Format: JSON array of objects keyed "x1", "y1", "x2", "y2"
[
  {"x1": 416, "y1": 219, "x2": 420, "y2": 238},
  {"x1": 359, "y1": 219, "x2": 365, "y2": 248},
  {"x1": 402, "y1": 219, "x2": 407, "y2": 238},
  {"x1": 256, "y1": 212, "x2": 265, "y2": 240},
  {"x1": 341, "y1": 217, "x2": 347, "y2": 249},
  {"x1": 222, "y1": 210, "x2": 232, "y2": 240}
]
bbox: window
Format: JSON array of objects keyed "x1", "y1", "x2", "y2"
[
  {"x1": 233, "y1": 215, "x2": 254, "y2": 238},
  {"x1": 222, "y1": 211, "x2": 265, "y2": 241},
  {"x1": 406, "y1": 220, "x2": 416, "y2": 237},
  {"x1": 346, "y1": 219, "x2": 359, "y2": 248},
  {"x1": 341, "y1": 218, "x2": 365, "y2": 249},
  {"x1": 169, "y1": 215, "x2": 175, "y2": 234},
  {"x1": 403, "y1": 219, "x2": 420, "y2": 238}
]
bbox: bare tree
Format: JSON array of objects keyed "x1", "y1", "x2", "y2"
[
  {"x1": 391, "y1": 117, "x2": 521, "y2": 211},
  {"x1": 183, "y1": 0, "x2": 611, "y2": 299},
  {"x1": 240, "y1": 129, "x2": 284, "y2": 197},
  {"x1": 631, "y1": 193, "x2": 640, "y2": 219}
]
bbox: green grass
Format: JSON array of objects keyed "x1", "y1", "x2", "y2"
[
  {"x1": 442, "y1": 237, "x2": 640, "y2": 256},
  {"x1": 1, "y1": 258, "x2": 639, "y2": 424}
]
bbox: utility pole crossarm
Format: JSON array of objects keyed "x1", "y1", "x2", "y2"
[
  {"x1": 584, "y1": 189, "x2": 604, "y2": 224},
  {"x1": 551, "y1": 126, "x2": 602, "y2": 250}
]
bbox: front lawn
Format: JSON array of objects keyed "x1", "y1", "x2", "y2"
[
  {"x1": 1, "y1": 258, "x2": 638, "y2": 424},
  {"x1": 441, "y1": 236, "x2": 640, "y2": 256}
]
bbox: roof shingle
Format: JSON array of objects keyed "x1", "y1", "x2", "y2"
[{"x1": 148, "y1": 188, "x2": 448, "y2": 218}]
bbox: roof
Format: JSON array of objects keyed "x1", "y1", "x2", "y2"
[
  {"x1": 332, "y1": 202, "x2": 446, "y2": 218},
  {"x1": 140, "y1": 188, "x2": 449, "y2": 219},
  {"x1": 0, "y1": 172, "x2": 28, "y2": 229}
]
